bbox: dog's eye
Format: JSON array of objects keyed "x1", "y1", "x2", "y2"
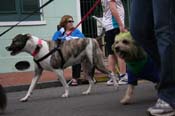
[
  {"x1": 122, "y1": 40, "x2": 129, "y2": 44},
  {"x1": 115, "y1": 41, "x2": 119, "y2": 44},
  {"x1": 12, "y1": 38, "x2": 17, "y2": 42}
]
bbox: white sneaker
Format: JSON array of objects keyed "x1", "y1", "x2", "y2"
[
  {"x1": 107, "y1": 73, "x2": 128, "y2": 86},
  {"x1": 118, "y1": 74, "x2": 128, "y2": 85},
  {"x1": 147, "y1": 98, "x2": 175, "y2": 116},
  {"x1": 106, "y1": 78, "x2": 113, "y2": 86}
]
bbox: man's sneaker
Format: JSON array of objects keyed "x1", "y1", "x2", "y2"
[
  {"x1": 118, "y1": 74, "x2": 128, "y2": 85},
  {"x1": 147, "y1": 98, "x2": 174, "y2": 116}
]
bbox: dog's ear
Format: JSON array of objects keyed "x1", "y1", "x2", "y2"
[
  {"x1": 134, "y1": 41, "x2": 147, "y2": 60},
  {"x1": 15, "y1": 34, "x2": 31, "y2": 44},
  {"x1": 23, "y1": 33, "x2": 31, "y2": 39},
  {"x1": 13, "y1": 34, "x2": 24, "y2": 40},
  {"x1": 133, "y1": 41, "x2": 141, "y2": 47}
]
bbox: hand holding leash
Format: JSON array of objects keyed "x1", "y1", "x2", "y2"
[{"x1": 119, "y1": 25, "x2": 128, "y2": 33}]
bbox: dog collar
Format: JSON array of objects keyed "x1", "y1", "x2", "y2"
[{"x1": 32, "y1": 39, "x2": 42, "y2": 57}]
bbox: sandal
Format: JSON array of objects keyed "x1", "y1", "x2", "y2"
[{"x1": 70, "y1": 79, "x2": 78, "y2": 86}]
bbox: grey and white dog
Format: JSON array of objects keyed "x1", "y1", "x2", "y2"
[
  {"x1": 113, "y1": 32, "x2": 159, "y2": 105},
  {"x1": 6, "y1": 34, "x2": 119, "y2": 102}
]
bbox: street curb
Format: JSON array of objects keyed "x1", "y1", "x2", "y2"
[{"x1": 4, "y1": 76, "x2": 108, "y2": 93}]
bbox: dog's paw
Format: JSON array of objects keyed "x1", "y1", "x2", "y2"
[
  {"x1": 20, "y1": 97, "x2": 28, "y2": 102},
  {"x1": 61, "y1": 93, "x2": 69, "y2": 98},
  {"x1": 113, "y1": 84, "x2": 119, "y2": 90},
  {"x1": 82, "y1": 91, "x2": 90, "y2": 95},
  {"x1": 114, "y1": 86, "x2": 119, "y2": 90},
  {"x1": 120, "y1": 96, "x2": 132, "y2": 105}
]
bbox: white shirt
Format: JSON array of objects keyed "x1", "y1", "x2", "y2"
[{"x1": 101, "y1": 0, "x2": 125, "y2": 31}]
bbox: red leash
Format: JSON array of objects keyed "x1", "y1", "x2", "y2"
[{"x1": 67, "y1": 0, "x2": 101, "y2": 36}]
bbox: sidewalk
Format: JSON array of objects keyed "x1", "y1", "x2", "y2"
[{"x1": 0, "y1": 67, "x2": 108, "y2": 92}]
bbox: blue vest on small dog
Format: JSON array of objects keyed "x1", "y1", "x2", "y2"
[{"x1": 127, "y1": 56, "x2": 160, "y2": 85}]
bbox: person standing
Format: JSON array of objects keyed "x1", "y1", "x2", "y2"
[
  {"x1": 130, "y1": 0, "x2": 175, "y2": 115},
  {"x1": 52, "y1": 15, "x2": 85, "y2": 86},
  {"x1": 101, "y1": 0, "x2": 128, "y2": 85}
]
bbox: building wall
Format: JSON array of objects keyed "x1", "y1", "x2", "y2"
[{"x1": 0, "y1": 0, "x2": 81, "y2": 73}]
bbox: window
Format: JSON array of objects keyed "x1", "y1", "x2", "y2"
[{"x1": 0, "y1": 0, "x2": 41, "y2": 21}]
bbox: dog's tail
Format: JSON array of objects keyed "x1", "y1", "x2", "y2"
[
  {"x1": 92, "y1": 16, "x2": 105, "y2": 40},
  {"x1": 96, "y1": 28, "x2": 105, "y2": 40},
  {"x1": 0, "y1": 85, "x2": 7, "y2": 112},
  {"x1": 92, "y1": 16, "x2": 103, "y2": 26}
]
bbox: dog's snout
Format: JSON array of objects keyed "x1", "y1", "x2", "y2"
[
  {"x1": 6, "y1": 46, "x2": 11, "y2": 51},
  {"x1": 115, "y1": 46, "x2": 120, "y2": 52}
]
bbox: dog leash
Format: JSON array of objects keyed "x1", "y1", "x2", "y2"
[
  {"x1": 33, "y1": 46, "x2": 65, "y2": 69},
  {"x1": 32, "y1": 39, "x2": 65, "y2": 68},
  {"x1": 33, "y1": 0, "x2": 101, "y2": 69},
  {"x1": 46, "y1": 0, "x2": 101, "y2": 69},
  {"x1": 67, "y1": 0, "x2": 101, "y2": 36}
]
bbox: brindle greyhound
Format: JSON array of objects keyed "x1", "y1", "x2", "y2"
[{"x1": 6, "y1": 34, "x2": 119, "y2": 102}]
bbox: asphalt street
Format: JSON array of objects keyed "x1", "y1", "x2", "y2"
[{"x1": 2, "y1": 82, "x2": 157, "y2": 116}]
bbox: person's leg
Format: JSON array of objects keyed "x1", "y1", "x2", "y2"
[
  {"x1": 105, "y1": 28, "x2": 120, "y2": 74},
  {"x1": 117, "y1": 57, "x2": 126, "y2": 75},
  {"x1": 138, "y1": 56, "x2": 160, "y2": 83},
  {"x1": 72, "y1": 64, "x2": 81, "y2": 79},
  {"x1": 106, "y1": 29, "x2": 118, "y2": 85},
  {"x1": 130, "y1": 0, "x2": 175, "y2": 114},
  {"x1": 71, "y1": 64, "x2": 81, "y2": 85},
  {"x1": 108, "y1": 54, "x2": 117, "y2": 74},
  {"x1": 117, "y1": 57, "x2": 128, "y2": 85},
  {"x1": 105, "y1": 28, "x2": 126, "y2": 85},
  {"x1": 146, "y1": 0, "x2": 175, "y2": 115},
  {"x1": 152, "y1": 0, "x2": 175, "y2": 108},
  {"x1": 130, "y1": 0, "x2": 160, "y2": 68}
]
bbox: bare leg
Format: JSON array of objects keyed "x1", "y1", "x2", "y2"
[
  {"x1": 108, "y1": 54, "x2": 117, "y2": 74},
  {"x1": 117, "y1": 56, "x2": 126, "y2": 75},
  {"x1": 95, "y1": 56, "x2": 119, "y2": 88}
]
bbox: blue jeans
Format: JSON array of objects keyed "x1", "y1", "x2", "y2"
[{"x1": 130, "y1": 0, "x2": 175, "y2": 108}]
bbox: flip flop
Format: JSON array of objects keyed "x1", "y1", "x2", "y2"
[{"x1": 70, "y1": 79, "x2": 78, "y2": 86}]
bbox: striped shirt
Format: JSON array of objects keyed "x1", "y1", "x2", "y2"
[{"x1": 101, "y1": 0, "x2": 125, "y2": 31}]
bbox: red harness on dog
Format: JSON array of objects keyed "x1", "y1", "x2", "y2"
[{"x1": 32, "y1": 39, "x2": 42, "y2": 57}]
